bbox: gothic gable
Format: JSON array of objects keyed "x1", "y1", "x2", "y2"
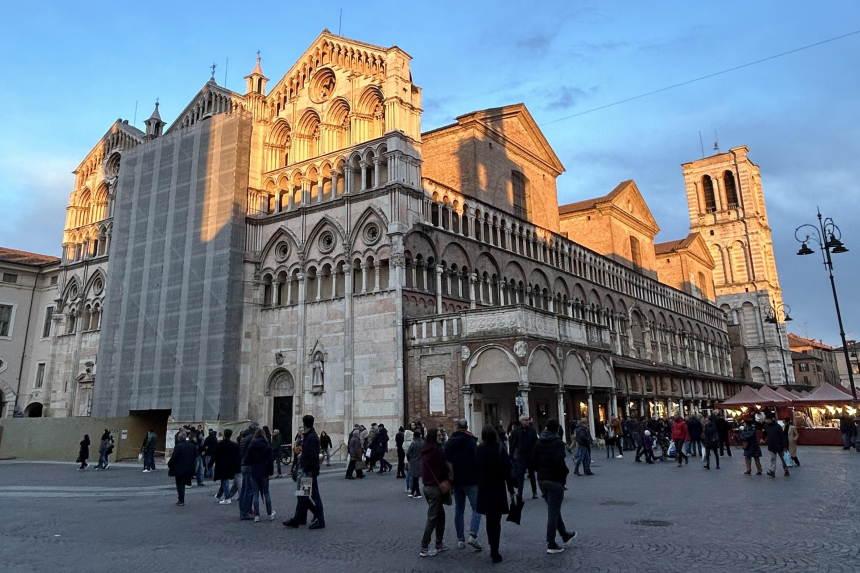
[{"x1": 164, "y1": 80, "x2": 246, "y2": 135}]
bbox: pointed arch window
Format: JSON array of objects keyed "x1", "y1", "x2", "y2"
[
  {"x1": 702, "y1": 175, "x2": 717, "y2": 213},
  {"x1": 723, "y1": 170, "x2": 738, "y2": 208}
]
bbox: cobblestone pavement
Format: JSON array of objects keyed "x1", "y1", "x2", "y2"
[{"x1": 1, "y1": 447, "x2": 858, "y2": 573}]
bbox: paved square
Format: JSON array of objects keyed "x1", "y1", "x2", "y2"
[{"x1": 1, "y1": 447, "x2": 858, "y2": 573}]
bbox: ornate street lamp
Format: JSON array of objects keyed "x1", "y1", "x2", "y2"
[
  {"x1": 795, "y1": 208, "x2": 855, "y2": 399},
  {"x1": 763, "y1": 300, "x2": 792, "y2": 387}
]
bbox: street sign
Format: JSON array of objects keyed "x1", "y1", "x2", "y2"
[{"x1": 515, "y1": 397, "x2": 524, "y2": 407}]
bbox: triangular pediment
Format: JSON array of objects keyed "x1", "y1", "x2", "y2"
[
  {"x1": 453, "y1": 104, "x2": 564, "y2": 175},
  {"x1": 604, "y1": 180, "x2": 660, "y2": 237},
  {"x1": 266, "y1": 30, "x2": 401, "y2": 103},
  {"x1": 684, "y1": 233, "x2": 716, "y2": 267},
  {"x1": 164, "y1": 80, "x2": 246, "y2": 135}
]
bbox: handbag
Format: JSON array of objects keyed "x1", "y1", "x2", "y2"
[
  {"x1": 428, "y1": 464, "x2": 453, "y2": 504},
  {"x1": 355, "y1": 460, "x2": 367, "y2": 470},
  {"x1": 507, "y1": 496, "x2": 524, "y2": 525},
  {"x1": 782, "y1": 451, "x2": 794, "y2": 467},
  {"x1": 138, "y1": 452, "x2": 143, "y2": 461}
]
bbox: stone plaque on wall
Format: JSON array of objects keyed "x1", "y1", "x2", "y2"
[{"x1": 429, "y1": 376, "x2": 445, "y2": 414}]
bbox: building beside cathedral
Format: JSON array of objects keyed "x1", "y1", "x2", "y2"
[{"x1": 3, "y1": 31, "x2": 773, "y2": 451}]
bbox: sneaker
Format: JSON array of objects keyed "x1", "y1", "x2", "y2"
[
  {"x1": 419, "y1": 548, "x2": 437, "y2": 558},
  {"x1": 562, "y1": 531, "x2": 578, "y2": 547},
  {"x1": 435, "y1": 544, "x2": 450, "y2": 552},
  {"x1": 467, "y1": 535, "x2": 483, "y2": 551},
  {"x1": 219, "y1": 499, "x2": 232, "y2": 505},
  {"x1": 254, "y1": 515, "x2": 261, "y2": 523},
  {"x1": 143, "y1": 469, "x2": 150, "y2": 473},
  {"x1": 413, "y1": 494, "x2": 422, "y2": 499},
  {"x1": 405, "y1": 488, "x2": 411, "y2": 493},
  {"x1": 457, "y1": 540, "x2": 465, "y2": 549},
  {"x1": 767, "y1": 471, "x2": 776, "y2": 478},
  {"x1": 546, "y1": 542, "x2": 564, "y2": 554},
  {"x1": 269, "y1": 511, "x2": 276, "y2": 521},
  {"x1": 616, "y1": 455, "x2": 623, "y2": 459},
  {"x1": 176, "y1": 502, "x2": 184, "y2": 506}
]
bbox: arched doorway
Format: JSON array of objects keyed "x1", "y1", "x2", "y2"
[
  {"x1": 24, "y1": 402, "x2": 43, "y2": 417},
  {"x1": 267, "y1": 369, "x2": 295, "y2": 444}
]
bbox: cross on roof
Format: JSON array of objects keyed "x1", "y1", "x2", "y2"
[{"x1": 210, "y1": 62, "x2": 217, "y2": 78}]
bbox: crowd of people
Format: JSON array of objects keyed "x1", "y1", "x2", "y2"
[{"x1": 73, "y1": 405, "x2": 831, "y2": 564}]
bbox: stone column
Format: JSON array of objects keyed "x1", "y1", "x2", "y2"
[
  {"x1": 468, "y1": 273, "x2": 477, "y2": 310},
  {"x1": 435, "y1": 265, "x2": 443, "y2": 314},
  {"x1": 286, "y1": 277, "x2": 293, "y2": 305},
  {"x1": 330, "y1": 269, "x2": 338, "y2": 298},
  {"x1": 587, "y1": 390, "x2": 596, "y2": 440},
  {"x1": 360, "y1": 161, "x2": 368, "y2": 191},
  {"x1": 373, "y1": 157, "x2": 381, "y2": 188},
  {"x1": 462, "y1": 386, "x2": 474, "y2": 430},
  {"x1": 556, "y1": 387, "x2": 566, "y2": 427},
  {"x1": 271, "y1": 280, "x2": 278, "y2": 306},
  {"x1": 331, "y1": 172, "x2": 339, "y2": 200},
  {"x1": 518, "y1": 384, "x2": 530, "y2": 418},
  {"x1": 360, "y1": 263, "x2": 368, "y2": 294},
  {"x1": 344, "y1": 165, "x2": 353, "y2": 195},
  {"x1": 373, "y1": 260, "x2": 381, "y2": 292}
]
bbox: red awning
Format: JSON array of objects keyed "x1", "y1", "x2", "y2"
[
  {"x1": 756, "y1": 385, "x2": 794, "y2": 405},
  {"x1": 796, "y1": 383, "x2": 858, "y2": 406},
  {"x1": 718, "y1": 386, "x2": 778, "y2": 407}
]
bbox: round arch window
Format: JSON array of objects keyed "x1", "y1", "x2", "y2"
[
  {"x1": 318, "y1": 231, "x2": 336, "y2": 254},
  {"x1": 275, "y1": 241, "x2": 290, "y2": 262},
  {"x1": 363, "y1": 222, "x2": 381, "y2": 246}
]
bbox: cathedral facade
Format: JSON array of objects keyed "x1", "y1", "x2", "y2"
[{"x1": 3, "y1": 32, "x2": 758, "y2": 448}]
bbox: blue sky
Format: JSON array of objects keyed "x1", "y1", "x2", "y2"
[{"x1": 1, "y1": 1, "x2": 858, "y2": 346}]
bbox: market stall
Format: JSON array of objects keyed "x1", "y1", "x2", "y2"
[{"x1": 794, "y1": 384, "x2": 858, "y2": 446}]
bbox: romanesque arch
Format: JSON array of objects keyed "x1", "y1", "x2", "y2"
[
  {"x1": 466, "y1": 345, "x2": 520, "y2": 386},
  {"x1": 527, "y1": 346, "x2": 561, "y2": 386}
]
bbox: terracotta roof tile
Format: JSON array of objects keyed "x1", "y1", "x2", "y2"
[{"x1": 0, "y1": 247, "x2": 60, "y2": 267}]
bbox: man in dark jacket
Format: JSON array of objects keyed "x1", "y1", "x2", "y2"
[
  {"x1": 271, "y1": 429, "x2": 283, "y2": 477},
  {"x1": 764, "y1": 417, "x2": 790, "y2": 478},
  {"x1": 284, "y1": 415, "x2": 325, "y2": 529},
  {"x1": 141, "y1": 429, "x2": 158, "y2": 472},
  {"x1": 530, "y1": 419, "x2": 577, "y2": 554},
  {"x1": 374, "y1": 424, "x2": 392, "y2": 473},
  {"x1": 511, "y1": 415, "x2": 539, "y2": 501},
  {"x1": 635, "y1": 416, "x2": 651, "y2": 462},
  {"x1": 445, "y1": 419, "x2": 482, "y2": 551},
  {"x1": 213, "y1": 428, "x2": 241, "y2": 503},
  {"x1": 702, "y1": 414, "x2": 720, "y2": 470},
  {"x1": 715, "y1": 414, "x2": 732, "y2": 457},
  {"x1": 573, "y1": 419, "x2": 593, "y2": 476},
  {"x1": 237, "y1": 422, "x2": 259, "y2": 519},
  {"x1": 167, "y1": 432, "x2": 197, "y2": 506},
  {"x1": 687, "y1": 415, "x2": 704, "y2": 458},
  {"x1": 203, "y1": 429, "x2": 218, "y2": 479}
]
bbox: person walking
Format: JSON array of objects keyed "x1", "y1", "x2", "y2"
[
  {"x1": 213, "y1": 428, "x2": 241, "y2": 504},
  {"x1": 640, "y1": 430, "x2": 655, "y2": 463},
  {"x1": 167, "y1": 432, "x2": 197, "y2": 506},
  {"x1": 419, "y1": 428, "x2": 450, "y2": 557},
  {"x1": 244, "y1": 428, "x2": 276, "y2": 522},
  {"x1": 531, "y1": 419, "x2": 577, "y2": 554},
  {"x1": 634, "y1": 417, "x2": 650, "y2": 462},
  {"x1": 610, "y1": 415, "x2": 624, "y2": 458},
  {"x1": 319, "y1": 431, "x2": 333, "y2": 467},
  {"x1": 764, "y1": 416, "x2": 790, "y2": 478},
  {"x1": 572, "y1": 419, "x2": 593, "y2": 476},
  {"x1": 375, "y1": 424, "x2": 392, "y2": 473},
  {"x1": 445, "y1": 419, "x2": 482, "y2": 552},
  {"x1": 77, "y1": 434, "x2": 90, "y2": 470},
  {"x1": 716, "y1": 413, "x2": 732, "y2": 457},
  {"x1": 702, "y1": 414, "x2": 720, "y2": 470},
  {"x1": 396, "y1": 426, "x2": 407, "y2": 478},
  {"x1": 96, "y1": 430, "x2": 112, "y2": 470},
  {"x1": 511, "y1": 416, "x2": 539, "y2": 501},
  {"x1": 366, "y1": 423, "x2": 379, "y2": 471},
  {"x1": 345, "y1": 429, "x2": 365, "y2": 479},
  {"x1": 784, "y1": 417, "x2": 800, "y2": 467},
  {"x1": 271, "y1": 429, "x2": 283, "y2": 478},
  {"x1": 189, "y1": 430, "x2": 205, "y2": 487},
  {"x1": 840, "y1": 415, "x2": 855, "y2": 450},
  {"x1": 283, "y1": 415, "x2": 325, "y2": 529},
  {"x1": 140, "y1": 429, "x2": 158, "y2": 472},
  {"x1": 687, "y1": 415, "x2": 703, "y2": 458},
  {"x1": 671, "y1": 415, "x2": 690, "y2": 467},
  {"x1": 238, "y1": 422, "x2": 260, "y2": 520},
  {"x1": 203, "y1": 429, "x2": 218, "y2": 479},
  {"x1": 603, "y1": 419, "x2": 616, "y2": 459},
  {"x1": 740, "y1": 419, "x2": 763, "y2": 475},
  {"x1": 476, "y1": 424, "x2": 515, "y2": 564},
  {"x1": 406, "y1": 430, "x2": 424, "y2": 498}
]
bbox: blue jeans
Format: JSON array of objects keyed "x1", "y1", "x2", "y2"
[
  {"x1": 194, "y1": 456, "x2": 204, "y2": 485},
  {"x1": 203, "y1": 455, "x2": 213, "y2": 479},
  {"x1": 97, "y1": 451, "x2": 108, "y2": 469},
  {"x1": 454, "y1": 484, "x2": 481, "y2": 541},
  {"x1": 143, "y1": 449, "x2": 156, "y2": 470},
  {"x1": 574, "y1": 445, "x2": 591, "y2": 473},
  {"x1": 218, "y1": 477, "x2": 235, "y2": 500},
  {"x1": 406, "y1": 471, "x2": 413, "y2": 491},
  {"x1": 251, "y1": 475, "x2": 273, "y2": 517},
  {"x1": 293, "y1": 474, "x2": 324, "y2": 525},
  {"x1": 239, "y1": 466, "x2": 253, "y2": 517}
]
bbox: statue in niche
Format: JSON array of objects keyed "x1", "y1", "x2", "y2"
[{"x1": 311, "y1": 352, "x2": 325, "y2": 392}]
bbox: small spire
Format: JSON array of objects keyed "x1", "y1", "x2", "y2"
[
  {"x1": 148, "y1": 99, "x2": 162, "y2": 121},
  {"x1": 210, "y1": 62, "x2": 217, "y2": 79},
  {"x1": 252, "y1": 51, "x2": 264, "y2": 76}
]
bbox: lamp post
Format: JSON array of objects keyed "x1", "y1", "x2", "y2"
[
  {"x1": 795, "y1": 208, "x2": 855, "y2": 400},
  {"x1": 763, "y1": 300, "x2": 793, "y2": 388}
]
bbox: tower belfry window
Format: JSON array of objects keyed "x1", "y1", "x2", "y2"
[
  {"x1": 702, "y1": 175, "x2": 717, "y2": 213},
  {"x1": 724, "y1": 170, "x2": 738, "y2": 208}
]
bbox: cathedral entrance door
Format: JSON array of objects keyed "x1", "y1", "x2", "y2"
[{"x1": 273, "y1": 397, "x2": 293, "y2": 445}]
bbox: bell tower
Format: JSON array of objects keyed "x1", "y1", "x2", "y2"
[{"x1": 682, "y1": 146, "x2": 793, "y2": 387}]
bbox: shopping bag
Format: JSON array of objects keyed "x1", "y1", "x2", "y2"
[
  {"x1": 506, "y1": 497, "x2": 524, "y2": 525},
  {"x1": 782, "y1": 451, "x2": 794, "y2": 467},
  {"x1": 138, "y1": 453, "x2": 143, "y2": 461},
  {"x1": 295, "y1": 476, "x2": 313, "y2": 497},
  {"x1": 668, "y1": 442, "x2": 676, "y2": 457}
]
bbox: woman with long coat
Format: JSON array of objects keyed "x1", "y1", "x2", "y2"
[
  {"x1": 406, "y1": 431, "x2": 424, "y2": 498},
  {"x1": 740, "y1": 419, "x2": 763, "y2": 475},
  {"x1": 784, "y1": 418, "x2": 800, "y2": 467},
  {"x1": 476, "y1": 425, "x2": 515, "y2": 564},
  {"x1": 96, "y1": 430, "x2": 112, "y2": 470},
  {"x1": 419, "y1": 428, "x2": 449, "y2": 557},
  {"x1": 77, "y1": 435, "x2": 90, "y2": 470}
]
